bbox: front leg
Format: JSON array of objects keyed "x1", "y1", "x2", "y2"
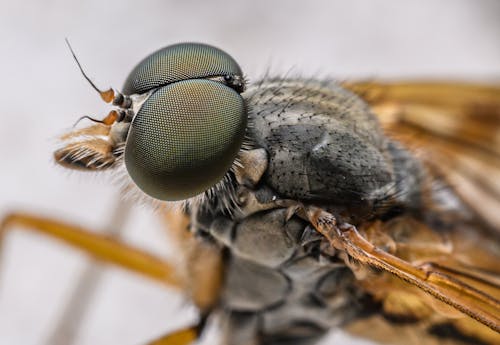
[{"x1": 291, "y1": 204, "x2": 500, "y2": 335}]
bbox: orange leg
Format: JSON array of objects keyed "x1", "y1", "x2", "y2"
[
  {"x1": 0, "y1": 211, "x2": 204, "y2": 345},
  {"x1": 146, "y1": 326, "x2": 198, "y2": 345},
  {"x1": 0, "y1": 212, "x2": 182, "y2": 288}
]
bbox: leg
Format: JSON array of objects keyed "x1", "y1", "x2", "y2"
[
  {"x1": 162, "y1": 207, "x2": 224, "y2": 313},
  {"x1": 45, "y1": 198, "x2": 133, "y2": 345},
  {"x1": 0, "y1": 212, "x2": 182, "y2": 288},
  {"x1": 299, "y1": 205, "x2": 500, "y2": 335},
  {"x1": 1, "y1": 210, "x2": 206, "y2": 345},
  {"x1": 146, "y1": 326, "x2": 198, "y2": 345}
]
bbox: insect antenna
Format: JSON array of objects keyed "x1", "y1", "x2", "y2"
[
  {"x1": 73, "y1": 110, "x2": 121, "y2": 127},
  {"x1": 65, "y1": 38, "x2": 115, "y2": 103},
  {"x1": 72, "y1": 115, "x2": 105, "y2": 127}
]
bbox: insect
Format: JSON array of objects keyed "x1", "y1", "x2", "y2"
[{"x1": 1, "y1": 42, "x2": 499, "y2": 345}]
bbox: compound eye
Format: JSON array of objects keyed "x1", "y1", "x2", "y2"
[
  {"x1": 122, "y1": 43, "x2": 243, "y2": 95},
  {"x1": 124, "y1": 79, "x2": 247, "y2": 201}
]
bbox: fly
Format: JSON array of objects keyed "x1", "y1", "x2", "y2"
[{"x1": 1, "y1": 42, "x2": 499, "y2": 345}]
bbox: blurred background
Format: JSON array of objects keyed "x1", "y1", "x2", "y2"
[{"x1": 0, "y1": 0, "x2": 499, "y2": 344}]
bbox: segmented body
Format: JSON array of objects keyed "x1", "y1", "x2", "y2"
[
  {"x1": 192, "y1": 202, "x2": 364, "y2": 345},
  {"x1": 188, "y1": 80, "x2": 461, "y2": 344},
  {"x1": 185, "y1": 80, "x2": 500, "y2": 345}
]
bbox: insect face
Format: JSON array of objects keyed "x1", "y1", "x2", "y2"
[{"x1": 58, "y1": 43, "x2": 248, "y2": 201}]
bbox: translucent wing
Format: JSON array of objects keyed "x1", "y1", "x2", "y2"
[
  {"x1": 359, "y1": 218, "x2": 500, "y2": 344},
  {"x1": 345, "y1": 81, "x2": 500, "y2": 232},
  {"x1": 337, "y1": 81, "x2": 500, "y2": 344}
]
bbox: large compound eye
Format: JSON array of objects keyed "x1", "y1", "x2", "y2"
[
  {"x1": 124, "y1": 79, "x2": 246, "y2": 201},
  {"x1": 122, "y1": 43, "x2": 247, "y2": 201},
  {"x1": 122, "y1": 42, "x2": 243, "y2": 95}
]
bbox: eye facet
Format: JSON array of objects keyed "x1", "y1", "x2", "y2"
[
  {"x1": 124, "y1": 79, "x2": 247, "y2": 201},
  {"x1": 122, "y1": 42, "x2": 243, "y2": 95},
  {"x1": 121, "y1": 43, "x2": 247, "y2": 201}
]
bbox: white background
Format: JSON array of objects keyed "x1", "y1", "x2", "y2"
[{"x1": 0, "y1": 1, "x2": 499, "y2": 344}]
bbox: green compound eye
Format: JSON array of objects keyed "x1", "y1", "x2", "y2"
[
  {"x1": 125, "y1": 79, "x2": 246, "y2": 201},
  {"x1": 122, "y1": 42, "x2": 243, "y2": 95},
  {"x1": 122, "y1": 43, "x2": 247, "y2": 201}
]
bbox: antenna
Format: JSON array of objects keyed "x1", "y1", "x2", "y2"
[
  {"x1": 73, "y1": 115, "x2": 104, "y2": 127},
  {"x1": 73, "y1": 110, "x2": 119, "y2": 127},
  {"x1": 65, "y1": 38, "x2": 115, "y2": 103}
]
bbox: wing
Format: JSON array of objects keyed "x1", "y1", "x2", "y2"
[
  {"x1": 336, "y1": 81, "x2": 500, "y2": 344},
  {"x1": 305, "y1": 203, "x2": 500, "y2": 344},
  {"x1": 359, "y1": 217, "x2": 500, "y2": 344},
  {"x1": 344, "y1": 81, "x2": 500, "y2": 232}
]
